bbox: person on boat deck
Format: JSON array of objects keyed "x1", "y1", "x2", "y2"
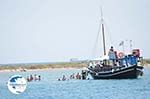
[
  {"x1": 88, "y1": 61, "x2": 93, "y2": 68},
  {"x1": 128, "y1": 55, "x2": 137, "y2": 66},
  {"x1": 108, "y1": 46, "x2": 117, "y2": 66},
  {"x1": 89, "y1": 61, "x2": 96, "y2": 68}
]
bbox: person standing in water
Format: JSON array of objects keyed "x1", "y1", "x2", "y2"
[
  {"x1": 38, "y1": 75, "x2": 41, "y2": 81},
  {"x1": 76, "y1": 73, "x2": 81, "y2": 79},
  {"x1": 62, "y1": 75, "x2": 66, "y2": 81}
]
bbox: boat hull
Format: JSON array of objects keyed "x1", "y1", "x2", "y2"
[{"x1": 88, "y1": 65, "x2": 143, "y2": 79}]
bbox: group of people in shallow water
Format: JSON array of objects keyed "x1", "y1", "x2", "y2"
[
  {"x1": 27, "y1": 74, "x2": 41, "y2": 82},
  {"x1": 58, "y1": 72, "x2": 82, "y2": 81}
]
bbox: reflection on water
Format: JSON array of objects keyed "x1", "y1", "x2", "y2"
[{"x1": 0, "y1": 67, "x2": 150, "y2": 99}]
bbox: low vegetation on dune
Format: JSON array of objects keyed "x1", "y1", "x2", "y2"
[
  {"x1": 0, "y1": 59, "x2": 150, "y2": 71},
  {"x1": 0, "y1": 61, "x2": 88, "y2": 71},
  {"x1": 143, "y1": 59, "x2": 150, "y2": 66}
]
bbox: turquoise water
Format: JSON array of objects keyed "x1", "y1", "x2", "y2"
[{"x1": 0, "y1": 67, "x2": 150, "y2": 99}]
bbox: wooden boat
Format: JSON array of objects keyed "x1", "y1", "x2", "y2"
[
  {"x1": 86, "y1": 9, "x2": 144, "y2": 79},
  {"x1": 88, "y1": 65, "x2": 143, "y2": 79}
]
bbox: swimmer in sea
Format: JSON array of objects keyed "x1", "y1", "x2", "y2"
[{"x1": 62, "y1": 75, "x2": 66, "y2": 81}]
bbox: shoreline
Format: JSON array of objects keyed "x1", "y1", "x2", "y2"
[
  {"x1": 0, "y1": 61, "x2": 150, "y2": 73},
  {"x1": 0, "y1": 62, "x2": 88, "y2": 72},
  {"x1": 0, "y1": 67, "x2": 86, "y2": 73},
  {"x1": 0, "y1": 65, "x2": 150, "y2": 73}
]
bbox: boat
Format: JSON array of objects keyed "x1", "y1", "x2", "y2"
[
  {"x1": 88, "y1": 64, "x2": 143, "y2": 79},
  {"x1": 84, "y1": 8, "x2": 144, "y2": 79}
]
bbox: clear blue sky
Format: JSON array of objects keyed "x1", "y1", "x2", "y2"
[{"x1": 0, "y1": 0, "x2": 149, "y2": 64}]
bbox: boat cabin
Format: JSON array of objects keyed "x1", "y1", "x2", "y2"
[{"x1": 88, "y1": 49, "x2": 143, "y2": 72}]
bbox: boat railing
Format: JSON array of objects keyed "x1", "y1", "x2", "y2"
[
  {"x1": 88, "y1": 56, "x2": 143, "y2": 73},
  {"x1": 137, "y1": 57, "x2": 144, "y2": 66},
  {"x1": 105, "y1": 56, "x2": 143, "y2": 67},
  {"x1": 89, "y1": 64, "x2": 125, "y2": 73}
]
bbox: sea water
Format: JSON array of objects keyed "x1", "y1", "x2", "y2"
[{"x1": 0, "y1": 67, "x2": 150, "y2": 99}]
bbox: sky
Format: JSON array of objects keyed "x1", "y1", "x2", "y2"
[{"x1": 0, "y1": 0, "x2": 150, "y2": 64}]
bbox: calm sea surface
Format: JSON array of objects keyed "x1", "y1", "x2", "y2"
[{"x1": 0, "y1": 67, "x2": 150, "y2": 99}]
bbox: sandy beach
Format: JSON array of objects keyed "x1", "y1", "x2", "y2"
[
  {"x1": 0, "y1": 65, "x2": 149, "y2": 73},
  {"x1": 0, "y1": 67, "x2": 86, "y2": 73}
]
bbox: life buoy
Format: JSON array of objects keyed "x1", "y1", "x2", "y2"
[{"x1": 118, "y1": 52, "x2": 124, "y2": 58}]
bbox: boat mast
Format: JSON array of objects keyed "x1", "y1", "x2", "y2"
[{"x1": 101, "y1": 8, "x2": 106, "y2": 56}]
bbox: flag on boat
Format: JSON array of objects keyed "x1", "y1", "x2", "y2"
[{"x1": 119, "y1": 41, "x2": 124, "y2": 46}]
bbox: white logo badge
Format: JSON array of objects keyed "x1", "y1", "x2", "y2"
[{"x1": 7, "y1": 75, "x2": 27, "y2": 94}]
